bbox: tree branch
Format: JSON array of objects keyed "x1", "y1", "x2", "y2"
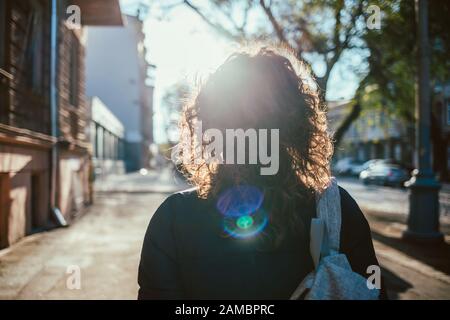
[
  {"x1": 183, "y1": 0, "x2": 241, "y2": 41},
  {"x1": 259, "y1": 0, "x2": 289, "y2": 46},
  {"x1": 333, "y1": 101, "x2": 361, "y2": 148},
  {"x1": 322, "y1": 1, "x2": 364, "y2": 92}
]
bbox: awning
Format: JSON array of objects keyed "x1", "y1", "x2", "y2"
[{"x1": 71, "y1": 0, "x2": 123, "y2": 26}]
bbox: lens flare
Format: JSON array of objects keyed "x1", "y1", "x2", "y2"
[
  {"x1": 216, "y1": 185, "x2": 264, "y2": 217},
  {"x1": 236, "y1": 215, "x2": 254, "y2": 229},
  {"x1": 223, "y1": 209, "x2": 268, "y2": 239},
  {"x1": 217, "y1": 185, "x2": 268, "y2": 239}
]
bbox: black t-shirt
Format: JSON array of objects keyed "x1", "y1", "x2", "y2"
[{"x1": 138, "y1": 186, "x2": 385, "y2": 299}]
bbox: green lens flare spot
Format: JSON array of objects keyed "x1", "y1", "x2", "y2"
[{"x1": 236, "y1": 215, "x2": 254, "y2": 230}]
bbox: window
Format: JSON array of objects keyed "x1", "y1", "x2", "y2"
[
  {"x1": 24, "y1": 2, "x2": 44, "y2": 93},
  {"x1": 69, "y1": 32, "x2": 80, "y2": 107}
]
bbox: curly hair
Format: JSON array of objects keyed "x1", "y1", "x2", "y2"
[{"x1": 177, "y1": 44, "x2": 333, "y2": 243}]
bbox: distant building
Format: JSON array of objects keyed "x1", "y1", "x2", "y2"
[
  {"x1": 433, "y1": 83, "x2": 450, "y2": 181},
  {"x1": 0, "y1": 0, "x2": 122, "y2": 248},
  {"x1": 89, "y1": 97, "x2": 125, "y2": 178},
  {"x1": 329, "y1": 84, "x2": 450, "y2": 181},
  {"x1": 328, "y1": 101, "x2": 414, "y2": 165},
  {"x1": 85, "y1": 15, "x2": 154, "y2": 172}
]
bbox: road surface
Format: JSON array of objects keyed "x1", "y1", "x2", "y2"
[{"x1": 338, "y1": 177, "x2": 450, "y2": 224}]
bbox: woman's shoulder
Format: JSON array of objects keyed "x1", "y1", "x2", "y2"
[
  {"x1": 338, "y1": 186, "x2": 369, "y2": 225},
  {"x1": 161, "y1": 187, "x2": 205, "y2": 211},
  {"x1": 149, "y1": 188, "x2": 209, "y2": 227},
  {"x1": 337, "y1": 185, "x2": 373, "y2": 250}
]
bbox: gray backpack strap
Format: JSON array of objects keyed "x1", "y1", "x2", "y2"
[
  {"x1": 315, "y1": 177, "x2": 341, "y2": 253},
  {"x1": 291, "y1": 178, "x2": 379, "y2": 300}
]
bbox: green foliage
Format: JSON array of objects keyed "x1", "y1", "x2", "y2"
[{"x1": 360, "y1": 0, "x2": 450, "y2": 122}]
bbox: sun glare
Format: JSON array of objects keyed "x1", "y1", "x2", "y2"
[{"x1": 138, "y1": 5, "x2": 236, "y2": 143}]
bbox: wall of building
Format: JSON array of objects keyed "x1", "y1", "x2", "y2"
[
  {"x1": 0, "y1": 0, "x2": 52, "y2": 134},
  {"x1": 0, "y1": 0, "x2": 124, "y2": 248},
  {"x1": 328, "y1": 101, "x2": 414, "y2": 165},
  {"x1": 0, "y1": 144, "x2": 50, "y2": 248},
  {"x1": 0, "y1": 0, "x2": 53, "y2": 249},
  {"x1": 56, "y1": 20, "x2": 92, "y2": 220},
  {"x1": 58, "y1": 152, "x2": 90, "y2": 220}
]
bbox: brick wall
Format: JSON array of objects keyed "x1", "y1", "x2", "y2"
[{"x1": 58, "y1": 23, "x2": 88, "y2": 147}]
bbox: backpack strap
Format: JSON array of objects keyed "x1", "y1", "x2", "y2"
[
  {"x1": 290, "y1": 178, "x2": 342, "y2": 299},
  {"x1": 315, "y1": 177, "x2": 341, "y2": 254}
]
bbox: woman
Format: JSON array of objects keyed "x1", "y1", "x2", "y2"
[{"x1": 138, "y1": 45, "x2": 384, "y2": 299}]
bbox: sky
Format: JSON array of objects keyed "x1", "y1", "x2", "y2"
[{"x1": 119, "y1": 0, "x2": 362, "y2": 144}]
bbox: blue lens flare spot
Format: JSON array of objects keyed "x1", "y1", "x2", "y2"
[
  {"x1": 216, "y1": 185, "x2": 264, "y2": 217},
  {"x1": 216, "y1": 185, "x2": 268, "y2": 239}
]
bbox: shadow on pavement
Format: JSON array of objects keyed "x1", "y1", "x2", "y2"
[
  {"x1": 381, "y1": 266, "x2": 413, "y2": 300},
  {"x1": 371, "y1": 230, "x2": 450, "y2": 275}
]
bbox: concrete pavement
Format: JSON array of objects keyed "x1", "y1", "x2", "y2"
[
  {"x1": 338, "y1": 177, "x2": 450, "y2": 299},
  {"x1": 0, "y1": 170, "x2": 449, "y2": 299},
  {"x1": 94, "y1": 167, "x2": 188, "y2": 194},
  {"x1": 0, "y1": 168, "x2": 187, "y2": 300},
  {"x1": 0, "y1": 192, "x2": 167, "y2": 299}
]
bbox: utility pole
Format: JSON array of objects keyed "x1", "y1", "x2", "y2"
[{"x1": 403, "y1": 0, "x2": 443, "y2": 243}]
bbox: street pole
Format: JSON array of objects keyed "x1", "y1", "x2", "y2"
[{"x1": 403, "y1": 0, "x2": 443, "y2": 243}]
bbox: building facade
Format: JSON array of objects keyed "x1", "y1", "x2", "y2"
[
  {"x1": 85, "y1": 15, "x2": 154, "y2": 172},
  {"x1": 328, "y1": 101, "x2": 414, "y2": 166},
  {"x1": 0, "y1": 0, "x2": 122, "y2": 248},
  {"x1": 89, "y1": 96, "x2": 125, "y2": 178}
]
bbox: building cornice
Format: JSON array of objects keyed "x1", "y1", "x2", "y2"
[{"x1": 0, "y1": 123, "x2": 56, "y2": 150}]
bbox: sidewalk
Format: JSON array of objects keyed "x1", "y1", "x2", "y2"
[
  {"x1": 94, "y1": 167, "x2": 189, "y2": 194},
  {"x1": 0, "y1": 193, "x2": 168, "y2": 299},
  {"x1": 346, "y1": 177, "x2": 450, "y2": 299},
  {"x1": 363, "y1": 208, "x2": 450, "y2": 299}
]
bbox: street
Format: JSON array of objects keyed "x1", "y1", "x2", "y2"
[
  {"x1": 339, "y1": 177, "x2": 450, "y2": 225},
  {"x1": 0, "y1": 171, "x2": 449, "y2": 299}
]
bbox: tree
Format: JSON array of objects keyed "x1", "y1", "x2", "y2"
[
  {"x1": 155, "y1": 0, "x2": 449, "y2": 156},
  {"x1": 360, "y1": 0, "x2": 450, "y2": 177},
  {"x1": 361, "y1": 0, "x2": 449, "y2": 118},
  {"x1": 181, "y1": 0, "x2": 371, "y2": 94},
  {"x1": 156, "y1": 0, "x2": 374, "y2": 147}
]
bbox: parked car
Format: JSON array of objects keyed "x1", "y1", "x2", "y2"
[
  {"x1": 334, "y1": 158, "x2": 363, "y2": 176},
  {"x1": 350, "y1": 159, "x2": 384, "y2": 176},
  {"x1": 359, "y1": 163, "x2": 410, "y2": 187}
]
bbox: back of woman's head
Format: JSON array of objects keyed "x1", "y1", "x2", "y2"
[{"x1": 178, "y1": 45, "x2": 333, "y2": 242}]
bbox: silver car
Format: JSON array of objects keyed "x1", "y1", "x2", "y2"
[{"x1": 359, "y1": 163, "x2": 410, "y2": 187}]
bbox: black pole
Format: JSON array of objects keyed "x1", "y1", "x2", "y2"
[{"x1": 403, "y1": 0, "x2": 443, "y2": 243}]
